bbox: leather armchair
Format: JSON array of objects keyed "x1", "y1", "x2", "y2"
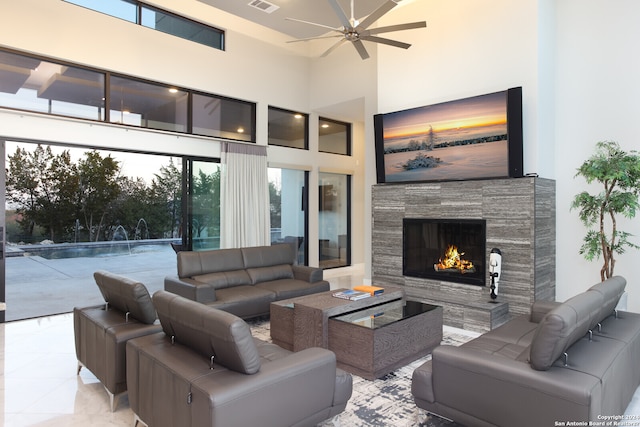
[
  {"x1": 126, "y1": 290, "x2": 352, "y2": 427},
  {"x1": 74, "y1": 270, "x2": 161, "y2": 411}
]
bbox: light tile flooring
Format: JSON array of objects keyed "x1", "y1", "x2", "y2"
[{"x1": 1, "y1": 266, "x2": 639, "y2": 426}]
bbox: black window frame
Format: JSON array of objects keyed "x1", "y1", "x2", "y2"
[
  {"x1": 318, "y1": 117, "x2": 352, "y2": 156},
  {"x1": 267, "y1": 106, "x2": 309, "y2": 150},
  {"x1": 0, "y1": 48, "x2": 256, "y2": 144}
]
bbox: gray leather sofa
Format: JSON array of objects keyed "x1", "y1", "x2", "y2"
[
  {"x1": 412, "y1": 276, "x2": 640, "y2": 427},
  {"x1": 164, "y1": 244, "x2": 330, "y2": 319},
  {"x1": 126, "y1": 290, "x2": 353, "y2": 427},
  {"x1": 74, "y1": 270, "x2": 162, "y2": 411}
]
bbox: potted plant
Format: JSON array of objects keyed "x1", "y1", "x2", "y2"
[{"x1": 571, "y1": 141, "x2": 640, "y2": 281}]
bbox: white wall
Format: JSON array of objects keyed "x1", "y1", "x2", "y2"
[
  {"x1": 555, "y1": 0, "x2": 640, "y2": 310},
  {"x1": 377, "y1": 0, "x2": 541, "y2": 174}
]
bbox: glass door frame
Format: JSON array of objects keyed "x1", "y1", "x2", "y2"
[
  {"x1": 182, "y1": 156, "x2": 221, "y2": 251},
  {"x1": 0, "y1": 140, "x2": 5, "y2": 322},
  {"x1": 318, "y1": 172, "x2": 351, "y2": 269}
]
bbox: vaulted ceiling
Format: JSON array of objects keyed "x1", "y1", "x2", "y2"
[{"x1": 196, "y1": 0, "x2": 392, "y2": 39}]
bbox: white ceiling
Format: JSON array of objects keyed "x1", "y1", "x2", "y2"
[{"x1": 196, "y1": 0, "x2": 394, "y2": 40}]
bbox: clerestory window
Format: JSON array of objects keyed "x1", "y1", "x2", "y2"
[{"x1": 64, "y1": 0, "x2": 224, "y2": 50}]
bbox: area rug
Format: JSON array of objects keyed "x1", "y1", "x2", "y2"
[{"x1": 248, "y1": 319, "x2": 477, "y2": 427}]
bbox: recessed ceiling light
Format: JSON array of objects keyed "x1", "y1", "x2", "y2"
[
  {"x1": 321, "y1": 123, "x2": 330, "y2": 128},
  {"x1": 237, "y1": 127, "x2": 245, "y2": 133},
  {"x1": 168, "y1": 88, "x2": 178, "y2": 93},
  {"x1": 294, "y1": 114, "x2": 303, "y2": 119}
]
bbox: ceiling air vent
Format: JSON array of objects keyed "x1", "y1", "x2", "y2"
[{"x1": 248, "y1": 0, "x2": 279, "y2": 14}]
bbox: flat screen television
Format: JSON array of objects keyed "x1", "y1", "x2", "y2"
[{"x1": 374, "y1": 87, "x2": 523, "y2": 184}]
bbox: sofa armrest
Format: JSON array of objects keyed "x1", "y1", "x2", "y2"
[
  {"x1": 292, "y1": 265, "x2": 324, "y2": 283},
  {"x1": 163, "y1": 276, "x2": 216, "y2": 303},
  {"x1": 429, "y1": 345, "x2": 599, "y2": 424},
  {"x1": 529, "y1": 300, "x2": 561, "y2": 323}
]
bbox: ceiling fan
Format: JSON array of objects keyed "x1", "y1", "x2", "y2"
[{"x1": 286, "y1": 0, "x2": 426, "y2": 60}]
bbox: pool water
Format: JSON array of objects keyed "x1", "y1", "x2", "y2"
[{"x1": 21, "y1": 243, "x2": 173, "y2": 260}]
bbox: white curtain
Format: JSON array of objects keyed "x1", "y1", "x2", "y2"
[{"x1": 220, "y1": 142, "x2": 270, "y2": 248}]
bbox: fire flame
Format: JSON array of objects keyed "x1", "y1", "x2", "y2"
[{"x1": 436, "y1": 245, "x2": 475, "y2": 273}]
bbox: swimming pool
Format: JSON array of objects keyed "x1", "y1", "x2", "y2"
[{"x1": 16, "y1": 241, "x2": 175, "y2": 260}]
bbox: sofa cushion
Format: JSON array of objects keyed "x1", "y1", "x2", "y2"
[
  {"x1": 241, "y1": 244, "x2": 294, "y2": 269},
  {"x1": 588, "y1": 276, "x2": 626, "y2": 325},
  {"x1": 247, "y1": 264, "x2": 294, "y2": 284},
  {"x1": 256, "y1": 278, "x2": 330, "y2": 300},
  {"x1": 153, "y1": 290, "x2": 261, "y2": 375},
  {"x1": 93, "y1": 270, "x2": 156, "y2": 325},
  {"x1": 193, "y1": 269, "x2": 251, "y2": 290},
  {"x1": 177, "y1": 248, "x2": 244, "y2": 278},
  {"x1": 529, "y1": 290, "x2": 602, "y2": 371},
  {"x1": 210, "y1": 285, "x2": 275, "y2": 319}
]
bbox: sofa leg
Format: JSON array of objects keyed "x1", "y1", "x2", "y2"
[
  {"x1": 106, "y1": 387, "x2": 125, "y2": 412},
  {"x1": 134, "y1": 413, "x2": 148, "y2": 427},
  {"x1": 77, "y1": 361, "x2": 83, "y2": 375},
  {"x1": 107, "y1": 388, "x2": 117, "y2": 412}
]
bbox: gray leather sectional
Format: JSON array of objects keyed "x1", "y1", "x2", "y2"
[
  {"x1": 164, "y1": 244, "x2": 330, "y2": 319},
  {"x1": 126, "y1": 290, "x2": 353, "y2": 427},
  {"x1": 412, "y1": 276, "x2": 639, "y2": 427}
]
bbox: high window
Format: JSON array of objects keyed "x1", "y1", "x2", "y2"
[
  {"x1": 0, "y1": 49, "x2": 255, "y2": 143},
  {"x1": 65, "y1": 0, "x2": 224, "y2": 50},
  {"x1": 268, "y1": 107, "x2": 308, "y2": 150},
  {"x1": 109, "y1": 76, "x2": 188, "y2": 132},
  {"x1": 192, "y1": 93, "x2": 255, "y2": 142},
  {"x1": 0, "y1": 50, "x2": 105, "y2": 120},
  {"x1": 319, "y1": 117, "x2": 351, "y2": 155}
]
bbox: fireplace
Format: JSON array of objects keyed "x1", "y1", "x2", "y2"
[{"x1": 403, "y1": 218, "x2": 486, "y2": 287}]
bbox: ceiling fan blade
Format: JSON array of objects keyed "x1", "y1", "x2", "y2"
[
  {"x1": 320, "y1": 38, "x2": 348, "y2": 57},
  {"x1": 357, "y1": 0, "x2": 397, "y2": 30},
  {"x1": 285, "y1": 17, "x2": 341, "y2": 32},
  {"x1": 352, "y1": 39, "x2": 370, "y2": 59},
  {"x1": 360, "y1": 35, "x2": 411, "y2": 49},
  {"x1": 327, "y1": 0, "x2": 352, "y2": 30},
  {"x1": 287, "y1": 34, "x2": 343, "y2": 43},
  {"x1": 360, "y1": 21, "x2": 426, "y2": 36}
]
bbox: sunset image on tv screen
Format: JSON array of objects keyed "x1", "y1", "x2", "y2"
[{"x1": 381, "y1": 90, "x2": 509, "y2": 182}]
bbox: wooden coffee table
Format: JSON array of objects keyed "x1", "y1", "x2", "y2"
[
  {"x1": 270, "y1": 288, "x2": 443, "y2": 379},
  {"x1": 328, "y1": 300, "x2": 443, "y2": 379},
  {"x1": 270, "y1": 287, "x2": 405, "y2": 352}
]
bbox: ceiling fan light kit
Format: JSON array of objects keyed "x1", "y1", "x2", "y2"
[{"x1": 286, "y1": 0, "x2": 426, "y2": 59}]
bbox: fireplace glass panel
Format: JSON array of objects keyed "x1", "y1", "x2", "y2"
[{"x1": 403, "y1": 218, "x2": 486, "y2": 286}]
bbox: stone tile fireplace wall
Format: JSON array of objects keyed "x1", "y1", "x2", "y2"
[{"x1": 372, "y1": 177, "x2": 556, "y2": 332}]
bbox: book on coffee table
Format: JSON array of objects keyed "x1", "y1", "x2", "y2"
[
  {"x1": 332, "y1": 290, "x2": 371, "y2": 301},
  {"x1": 353, "y1": 285, "x2": 384, "y2": 296}
]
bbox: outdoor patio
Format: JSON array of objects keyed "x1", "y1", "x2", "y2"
[{"x1": 5, "y1": 242, "x2": 176, "y2": 321}]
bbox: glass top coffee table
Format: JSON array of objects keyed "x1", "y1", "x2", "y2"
[
  {"x1": 327, "y1": 299, "x2": 442, "y2": 380},
  {"x1": 270, "y1": 289, "x2": 443, "y2": 380}
]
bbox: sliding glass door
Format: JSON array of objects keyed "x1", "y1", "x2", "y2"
[
  {"x1": 268, "y1": 167, "x2": 308, "y2": 265},
  {"x1": 184, "y1": 158, "x2": 221, "y2": 251},
  {"x1": 318, "y1": 172, "x2": 350, "y2": 269}
]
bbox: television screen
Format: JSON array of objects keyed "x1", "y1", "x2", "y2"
[{"x1": 374, "y1": 87, "x2": 523, "y2": 184}]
